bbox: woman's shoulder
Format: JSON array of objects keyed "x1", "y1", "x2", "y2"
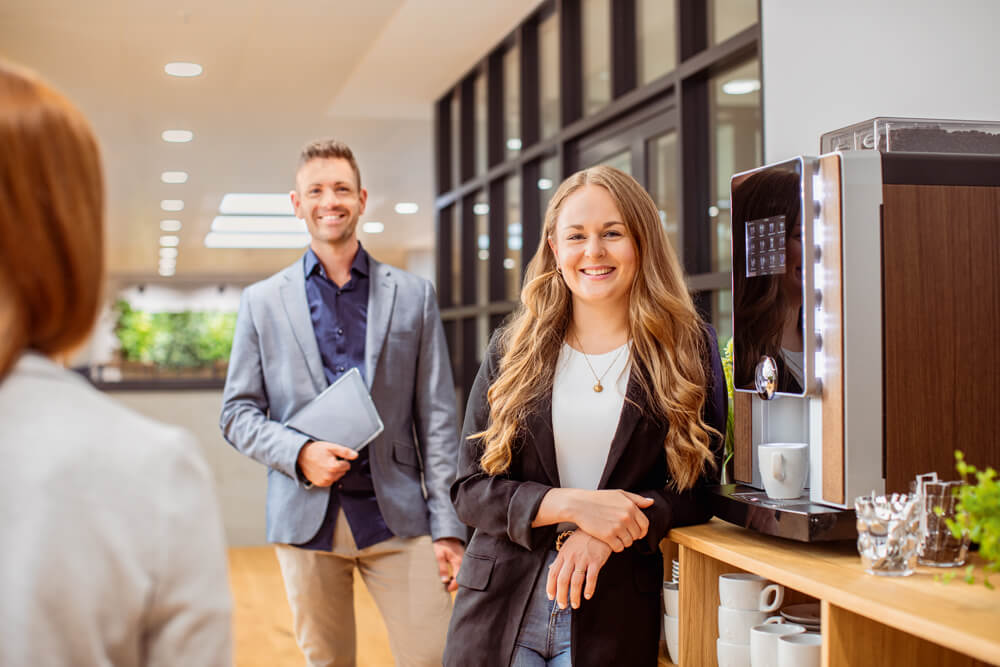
[{"x1": 0, "y1": 354, "x2": 207, "y2": 481}]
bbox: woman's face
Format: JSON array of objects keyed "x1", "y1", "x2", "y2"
[{"x1": 547, "y1": 184, "x2": 638, "y2": 309}]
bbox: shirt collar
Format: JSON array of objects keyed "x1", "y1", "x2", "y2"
[{"x1": 303, "y1": 243, "x2": 370, "y2": 280}]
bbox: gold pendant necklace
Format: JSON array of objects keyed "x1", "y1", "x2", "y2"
[{"x1": 570, "y1": 330, "x2": 628, "y2": 393}]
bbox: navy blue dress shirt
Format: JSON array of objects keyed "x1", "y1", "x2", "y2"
[{"x1": 297, "y1": 244, "x2": 393, "y2": 551}]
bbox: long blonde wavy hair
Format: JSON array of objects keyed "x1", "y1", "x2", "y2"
[{"x1": 474, "y1": 165, "x2": 717, "y2": 490}]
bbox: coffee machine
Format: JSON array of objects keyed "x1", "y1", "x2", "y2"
[{"x1": 711, "y1": 119, "x2": 1000, "y2": 541}]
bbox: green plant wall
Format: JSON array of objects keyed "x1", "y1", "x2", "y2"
[{"x1": 113, "y1": 299, "x2": 236, "y2": 368}]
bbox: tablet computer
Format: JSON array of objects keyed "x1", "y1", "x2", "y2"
[{"x1": 284, "y1": 367, "x2": 383, "y2": 450}]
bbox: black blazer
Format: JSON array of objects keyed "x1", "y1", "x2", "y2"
[{"x1": 444, "y1": 327, "x2": 727, "y2": 667}]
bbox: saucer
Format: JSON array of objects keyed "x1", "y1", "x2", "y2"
[{"x1": 780, "y1": 603, "x2": 821, "y2": 625}]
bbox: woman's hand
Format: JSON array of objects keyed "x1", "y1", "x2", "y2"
[
  {"x1": 532, "y1": 488, "x2": 655, "y2": 550},
  {"x1": 569, "y1": 489, "x2": 655, "y2": 551},
  {"x1": 546, "y1": 531, "x2": 612, "y2": 609}
]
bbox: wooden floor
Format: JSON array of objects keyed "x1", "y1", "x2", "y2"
[
  {"x1": 229, "y1": 545, "x2": 672, "y2": 666},
  {"x1": 228, "y1": 546, "x2": 394, "y2": 667}
]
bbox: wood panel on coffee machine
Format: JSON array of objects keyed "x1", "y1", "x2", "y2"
[
  {"x1": 817, "y1": 154, "x2": 845, "y2": 505},
  {"x1": 881, "y1": 176, "x2": 1000, "y2": 492}
]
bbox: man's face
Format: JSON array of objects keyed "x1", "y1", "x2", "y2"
[{"x1": 291, "y1": 157, "x2": 367, "y2": 247}]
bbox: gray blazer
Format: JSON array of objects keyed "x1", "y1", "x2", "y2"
[{"x1": 220, "y1": 255, "x2": 465, "y2": 545}]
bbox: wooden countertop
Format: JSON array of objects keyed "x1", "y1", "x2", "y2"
[{"x1": 670, "y1": 519, "x2": 1000, "y2": 666}]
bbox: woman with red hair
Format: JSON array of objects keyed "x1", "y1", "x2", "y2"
[{"x1": 0, "y1": 60, "x2": 232, "y2": 666}]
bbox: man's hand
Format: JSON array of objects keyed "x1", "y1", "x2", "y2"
[
  {"x1": 546, "y1": 530, "x2": 612, "y2": 610},
  {"x1": 433, "y1": 537, "x2": 465, "y2": 592},
  {"x1": 296, "y1": 440, "x2": 358, "y2": 487}
]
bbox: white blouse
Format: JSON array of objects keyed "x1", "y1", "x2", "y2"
[{"x1": 551, "y1": 341, "x2": 631, "y2": 490}]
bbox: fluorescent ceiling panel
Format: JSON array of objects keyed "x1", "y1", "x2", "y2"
[
  {"x1": 204, "y1": 232, "x2": 310, "y2": 249},
  {"x1": 219, "y1": 193, "x2": 294, "y2": 215},
  {"x1": 211, "y1": 216, "x2": 306, "y2": 233}
]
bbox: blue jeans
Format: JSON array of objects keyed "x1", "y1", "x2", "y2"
[{"x1": 511, "y1": 550, "x2": 572, "y2": 667}]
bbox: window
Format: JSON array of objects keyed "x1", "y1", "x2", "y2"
[
  {"x1": 504, "y1": 46, "x2": 521, "y2": 160},
  {"x1": 435, "y1": 1, "x2": 761, "y2": 409},
  {"x1": 581, "y1": 0, "x2": 611, "y2": 116},
  {"x1": 636, "y1": 0, "x2": 676, "y2": 85}
]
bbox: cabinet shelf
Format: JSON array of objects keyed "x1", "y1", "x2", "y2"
[{"x1": 667, "y1": 519, "x2": 999, "y2": 666}]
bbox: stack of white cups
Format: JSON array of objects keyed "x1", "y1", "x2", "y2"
[
  {"x1": 717, "y1": 574, "x2": 790, "y2": 667},
  {"x1": 662, "y1": 577, "x2": 679, "y2": 663}
]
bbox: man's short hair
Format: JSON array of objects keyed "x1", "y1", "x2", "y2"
[{"x1": 296, "y1": 139, "x2": 362, "y2": 190}]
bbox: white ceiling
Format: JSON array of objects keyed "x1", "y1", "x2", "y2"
[{"x1": 0, "y1": 0, "x2": 543, "y2": 281}]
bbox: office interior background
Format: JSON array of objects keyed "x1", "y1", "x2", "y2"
[{"x1": 2, "y1": 0, "x2": 998, "y2": 548}]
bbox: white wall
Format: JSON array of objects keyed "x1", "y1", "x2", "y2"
[
  {"x1": 109, "y1": 390, "x2": 268, "y2": 546},
  {"x1": 762, "y1": 0, "x2": 1000, "y2": 162}
]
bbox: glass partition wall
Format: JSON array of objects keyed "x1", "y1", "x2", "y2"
[{"x1": 435, "y1": 0, "x2": 761, "y2": 408}]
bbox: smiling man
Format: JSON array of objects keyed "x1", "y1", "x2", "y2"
[{"x1": 220, "y1": 139, "x2": 465, "y2": 667}]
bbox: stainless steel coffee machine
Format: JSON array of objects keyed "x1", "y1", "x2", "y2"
[{"x1": 711, "y1": 119, "x2": 1000, "y2": 541}]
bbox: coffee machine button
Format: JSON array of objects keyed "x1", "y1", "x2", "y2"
[
  {"x1": 814, "y1": 244, "x2": 822, "y2": 262},
  {"x1": 815, "y1": 332, "x2": 824, "y2": 350},
  {"x1": 814, "y1": 289, "x2": 823, "y2": 307}
]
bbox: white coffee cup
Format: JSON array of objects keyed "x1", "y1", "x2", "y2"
[
  {"x1": 717, "y1": 637, "x2": 751, "y2": 667},
  {"x1": 719, "y1": 573, "x2": 785, "y2": 612},
  {"x1": 663, "y1": 614, "x2": 679, "y2": 665},
  {"x1": 718, "y1": 606, "x2": 783, "y2": 644},
  {"x1": 758, "y1": 443, "x2": 808, "y2": 500},
  {"x1": 750, "y1": 622, "x2": 806, "y2": 667},
  {"x1": 777, "y1": 632, "x2": 822, "y2": 667},
  {"x1": 663, "y1": 581, "x2": 679, "y2": 617}
]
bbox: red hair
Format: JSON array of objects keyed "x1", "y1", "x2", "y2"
[{"x1": 0, "y1": 60, "x2": 104, "y2": 378}]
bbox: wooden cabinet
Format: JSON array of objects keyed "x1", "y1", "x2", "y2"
[{"x1": 663, "y1": 520, "x2": 999, "y2": 666}]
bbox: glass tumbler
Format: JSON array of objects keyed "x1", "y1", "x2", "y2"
[
  {"x1": 854, "y1": 493, "x2": 921, "y2": 576},
  {"x1": 917, "y1": 480, "x2": 970, "y2": 567}
]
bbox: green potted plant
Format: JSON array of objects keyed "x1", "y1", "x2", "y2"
[{"x1": 945, "y1": 451, "x2": 999, "y2": 589}]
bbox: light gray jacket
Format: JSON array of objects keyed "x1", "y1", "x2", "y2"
[
  {"x1": 0, "y1": 353, "x2": 232, "y2": 667},
  {"x1": 220, "y1": 255, "x2": 465, "y2": 544}
]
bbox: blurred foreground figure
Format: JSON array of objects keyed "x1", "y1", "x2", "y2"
[{"x1": 0, "y1": 60, "x2": 232, "y2": 667}]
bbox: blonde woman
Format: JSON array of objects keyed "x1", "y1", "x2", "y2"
[{"x1": 443, "y1": 166, "x2": 726, "y2": 667}]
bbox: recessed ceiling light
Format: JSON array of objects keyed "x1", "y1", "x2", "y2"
[
  {"x1": 508, "y1": 222, "x2": 522, "y2": 236},
  {"x1": 160, "y1": 199, "x2": 184, "y2": 212},
  {"x1": 362, "y1": 221, "x2": 385, "y2": 234},
  {"x1": 160, "y1": 247, "x2": 179, "y2": 259},
  {"x1": 507, "y1": 138, "x2": 522, "y2": 151},
  {"x1": 394, "y1": 202, "x2": 419, "y2": 215},
  {"x1": 504, "y1": 258, "x2": 516, "y2": 269},
  {"x1": 211, "y1": 216, "x2": 306, "y2": 233},
  {"x1": 160, "y1": 219, "x2": 182, "y2": 232},
  {"x1": 204, "y1": 232, "x2": 310, "y2": 249},
  {"x1": 161, "y1": 130, "x2": 193, "y2": 143},
  {"x1": 477, "y1": 234, "x2": 490, "y2": 250},
  {"x1": 219, "y1": 193, "x2": 294, "y2": 215},
  {"x1": 473, "y1": 203, "x2": 490, "y2": 216},
  {"x1": 164, "y1": 62, "x2": 203, "y2": 77},
  {"x1": 478, "y1": 250, "x2": 489, "y2": 261},
  {"x1": 160, "y1": 235, "x2": 180, "y2": 247},
  {"x1": 161, "y1": 171, "x2": 188, "y2": 184},
  {"x1": 722, "y1": 79, "x2": 760, "y2": 95},
  {"x1": 537, "y1": 178, "x2": 554, "y2": 190}
]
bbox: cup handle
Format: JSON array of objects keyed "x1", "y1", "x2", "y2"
[
  {"x1": 760, "y1": 584, "x2": 784, "y2": 612},
  {"x1": 764, "y1": 615, "x2": 784, "y2": 624},
  {"x1": 771, "y1": 452, "x2": 786, "y2": 482}
]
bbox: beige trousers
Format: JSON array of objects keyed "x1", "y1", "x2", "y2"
[{"x1": 274, "y1": 511, "x2": 452, "y2": 667}]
